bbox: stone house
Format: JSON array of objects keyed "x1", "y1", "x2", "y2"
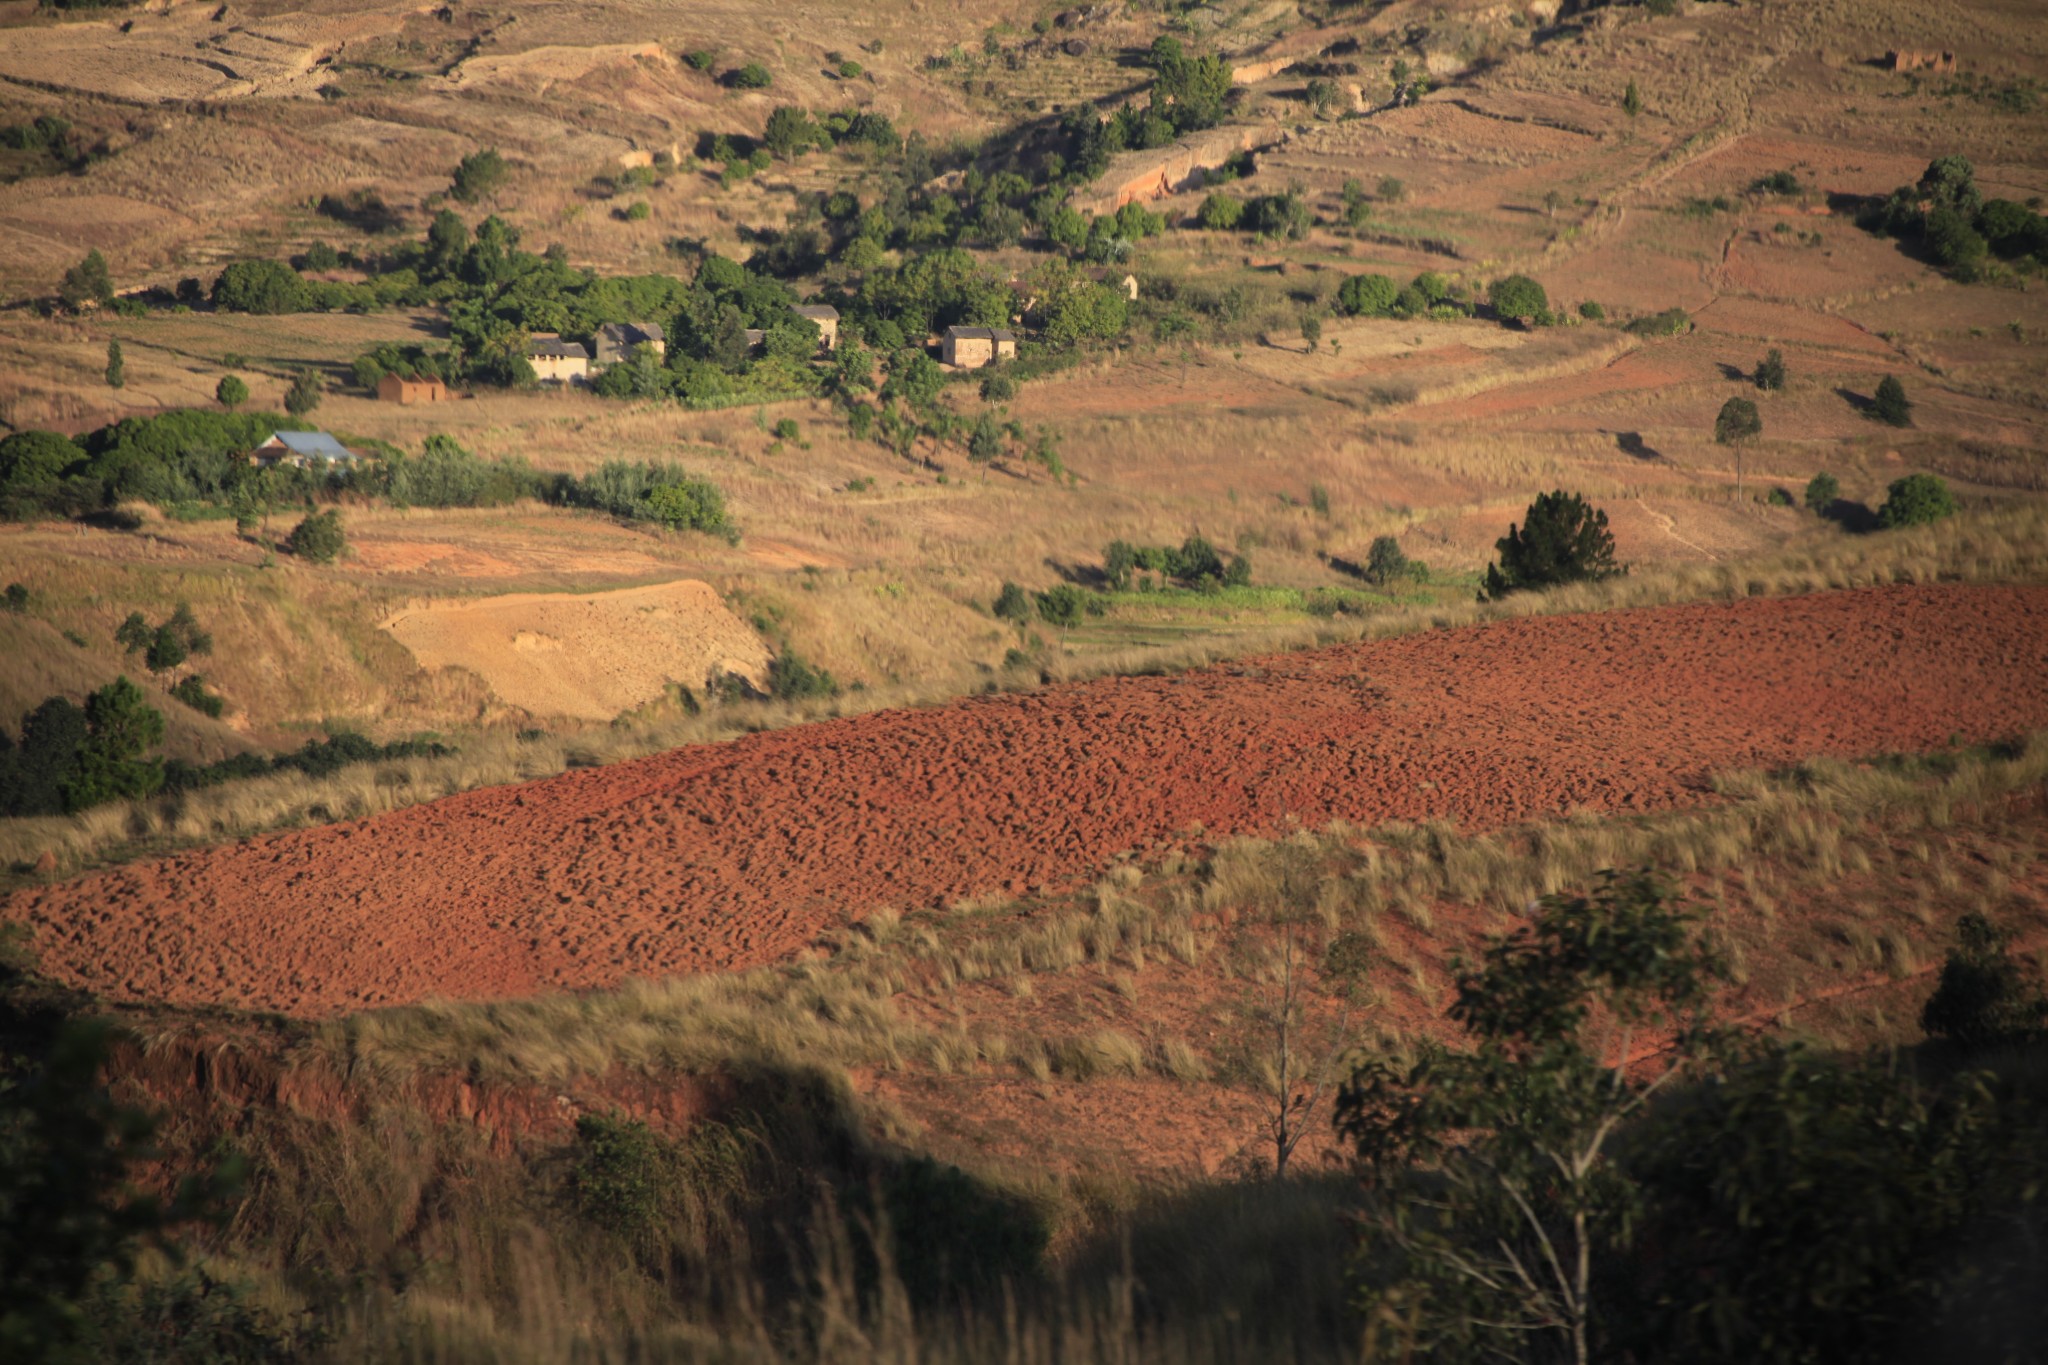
[
  {"x1": 791, "y1": 304, "x2": 840, "y2": 351},
  {"x1": 527, "y1": 334, "x2": 591, "y2": 385},
  {"x1": 376, "y1": 373, "x2": 453, "y2": 405},
  {"x1": 941, "y1": 326, "x2": 1017, "y2": 369},
  {"x1": 593, "y1": 321, "x2": 666, "y2": 368}
]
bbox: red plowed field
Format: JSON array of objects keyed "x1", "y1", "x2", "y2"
[{"x1": 12, "y1": 584, "x2": 2048, "y2": 1017}]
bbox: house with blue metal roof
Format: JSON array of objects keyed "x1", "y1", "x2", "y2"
[{"x1": 251, "y1": 431, "x2": 361, "y2": 468}]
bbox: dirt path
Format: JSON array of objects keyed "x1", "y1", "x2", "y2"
[{"x1": 10, "y1": 583, "x2": 2048, "y2": 1018}]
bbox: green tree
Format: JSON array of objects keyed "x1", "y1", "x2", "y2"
[
  {"x1": 1300, "y1": 312, "x2": 1322, "y2": 353},
  {"x1": 1623, "y1": 79, "x2": 1643, "y2": 117},
  {"x1": 1102, "y1": 540, "x2": 1137, "y2": 591},
  {"x1": 285, "y1": 508, "x2": 345, "y2": 563},
  {"x1": 1364, "y1": 535, "x2": 1409, "y2": 586},
  {"x1": 1713, "y1": 396, "x2": 1762, "y2": 494},
  {"x1": 210, "y1": 259, "x2": 311, "y2": 314},
  {"x1": 114, "y1": 611, "x2": 151, "y2": 654},
  {"x1": 1877, "y1": 472, "x2": 1956, "y2": 529},
  {"x1": 1337, "y1": 272, "x2": 1398, "y2": 317},
  {"x1": 730, "y1": 62, "x2": 773, "y2": 89},
  {"x1": 1034, "y1": 583, "x2": 1086, "y2": 630},
  {"x1": 0, "y1": 431, "x2": 81, "y2": 493},
  {"x1": 1754, "y1": 347, "x2": 1786, "y2": 390},
  {"x1": 64, "y1": 676, "x2": 166, "y2": 809},
  {"x1": 767, "y1": 648, "x2": 838, "y2": 699},
  {"x1": 1491, "y1": 274, "x2": 1549, "y2": 325},
  {"x1": 57, "y1": 249, "x2": 114, "y2": 313},
  {"x1": 144, "y1": 624, "x2": 187, "y2": 675},
  {"x1": 1871, "y1": 374, "x2": 1912, "y2": 427},
  {"x1": 992, "y1": 581, "x2": 1033, "y2": 624},
  {"x1": 1480, "y1": 490, "x2": 1620, "y2": 600},
  {"x1": 642, "y1": 480, "x2": 731, "y2": 535},
  {"x1": 1197, "y1": 193, "x2": 1245, "y2": 230},
  {"x1": 1339, "y1": 870, "x2": 1726, "y2": 1365},
  {"x1": 284, "y1": 367, "x2": 323, "y2": 417},
  {"x1": 103, "y1": 340, "x2": 123, "y2": 390},
  {"x1": 214, "y1": 374, "x2": 248, "y2": 411},
  {"x1": 450, "y1": 147, "x2": 509, "y2": 204},
  {"x1": 967, "y1": 412, "x2": 1003, "y2": 476},
  {"x1": 1921, "y1": 913, "x2": 2047, "y2": 1047},
  {"x1": 1803, "y1": 470, "x2": 1839, "y2": 512},
  {"x1": 762, "y1": 105, "x2": 816, "y2": 158}
]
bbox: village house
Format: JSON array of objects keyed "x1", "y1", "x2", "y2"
[
  {"x1": 593, "y1": 321, "x2": 666, "y2": 368},
  {"x1": 791, "y1": 304, "x2": 840, "y2": 351},
  {"x1": 376, "y1": 373, "x2": 454, "y2": 405},
  {"x1": 941, "y1": 325, "x2": 1017, "y2": 370},
  {"x1": 250, "y1": 431, "x2": 363, "y2": 469},
  {"x1": 526, "y1": 333, "x2": 591, "y2": 385}
]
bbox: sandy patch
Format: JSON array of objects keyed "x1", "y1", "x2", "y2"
[{"x1": 382, "y1": 579, "x2": 769, "y2": 721}]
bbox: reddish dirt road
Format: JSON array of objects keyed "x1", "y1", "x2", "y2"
[{"x1": 11, "y1": 584, "x2": 2048, "y2": 1017}]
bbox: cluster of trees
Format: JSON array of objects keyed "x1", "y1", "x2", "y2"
[
  {"x1": 1336, "y1": 269, "x2": 1468, "y2": 321},
  {"x1": 1861, "y1": 155, "x2": 2048, "y2": 275},
  {"x1": 1100, "y1": 534, "x2": 1251, "y2": 591},
  {"x1": 0, "y1": 677, "x2": 166, "y2": 816},
  {"x1": 0, "y1": 410, "x2": 736, "y2": 543},
  {"x1": 114, "y1": 603, "x2": 211, "y2": 677},
  {"x1": 161, "y1": 730, "x2": 453, "y2": 796},
  {"x1": 1195, "y1": 188, "x2": 1313, "y2": 240},
  {"x1": 1057, "y1": 36, "x2": 1232, "y2": 175},
  {"x1": 1342, "y1": 869, "x2": 2048, "y2": 1363}
]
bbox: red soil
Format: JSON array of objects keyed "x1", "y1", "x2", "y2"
[{"x1": 11, "y1": 584, "x2": 2048, "y2": 1018}]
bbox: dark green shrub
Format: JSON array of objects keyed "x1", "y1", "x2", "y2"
[
  {"x1": 992, "y1": 581, "x2": 1032, "y2": 623},
  {"x1": 450, "y1": 148, "x2": 508, "y2": 203},
  {"x1": 1755, "y1": 347, "x2": 1786, "y2": 390},
  {"x1": 1480, "y1": 490, "x2": 1620, "y2": 600},
  {"x1": 1197, "y1": 193, "x2": 1245, "y2": 230},
  {"x1": 212, "y1": 259, "x2": 311, "y2": 314},
  {"x1": 1337, "y1": 273, "x2": 1398, "y2": 317},
  {"x1": 1577, "y1": 300, "x2": 1605, "y2": 320},
  {"x1": 285, "y1": 509, "x2": 345, "y2": 563},
  {"x1": 215, "y1": 375, "x2": 248, "y2": 411},
  {"x1": 168, "y1": 675, "x2": 226, "y2": 718},
  {"x1": 3, "y1": 582, "x2": 29, "y2": 613},
  {"x1": 1364, "y1": 535, "x2": 1409, "y2": 586},
  {"x1": 1804, "y1": 471, "x2": 1839, "y2": 511},
  {"x1": 1489, "y1": 274, "x2": 1548, "y2": 324},
  {"x1": 1921, "y1": 913, "x2": 2047, "y2": 1046},
  {"x1": 768, "y1": 648, "x2": 838, "y2": 700},
  {"x1": 1877, "y1": 472, "x2": 1955, "y2": 528},
  {"x1": 1034, "y1": 583, "x2": 1086, "y2": 629},
  {"x1": 1871, "y1": 374, "x2": 1912, "y2": 427},
  {"x1": 729, "y1": 62, "x2": 772, "y2": 89}
]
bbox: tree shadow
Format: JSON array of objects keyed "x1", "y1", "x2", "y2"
[
  {"x1": 1044, "y1": 557, "x2": 1107, "y2": 588},
  {"x1": 1615, "y1": 431, "x2": 1663, "y2": 461},
  {"x1": 1321, "y1": 550, "x2": 1369, "y2": 583},
  {"x1": 1715, "y1": 362, "x2": 1750, "y2": 383},
  {"x1": 1821, "y1": 498, "x2": 1880, "y2": 533}
]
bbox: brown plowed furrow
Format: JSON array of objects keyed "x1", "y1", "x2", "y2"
[{"x1": 10, "y1": 584, "x2": 2048, "y2": 1017}]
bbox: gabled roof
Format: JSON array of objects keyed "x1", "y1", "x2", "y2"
[
  {"x1": 528, "y1": 338, "x2": 589, "y2": 359},
  {"x1": 596, "y1": 321, "x2": 666, "y2": 343},
  {"x1": 944, "y1": 325, "x2": 1016, "y2": 341},
  {"x1": 792, "y1": 304, "x2": 840, "y2": 321},
  {"x1": 260, "y1": 430, "x2": 354, "y2": 459}
]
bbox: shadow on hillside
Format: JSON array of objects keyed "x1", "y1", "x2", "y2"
[{"x1": 1615, "y1": 430, "x2": 1663, "y2": 461}]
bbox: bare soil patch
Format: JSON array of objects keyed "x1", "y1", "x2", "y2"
[
  {"x1": 10, "y1": 583, "x2": 2048, "y2": 1017},
  {"x1": 383, "y1": 579, "x2": 769, "y2": 722}
]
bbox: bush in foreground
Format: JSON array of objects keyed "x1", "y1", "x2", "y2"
[{"x1": 285, "y1": 509, "x2": 345, "y2": 563}]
